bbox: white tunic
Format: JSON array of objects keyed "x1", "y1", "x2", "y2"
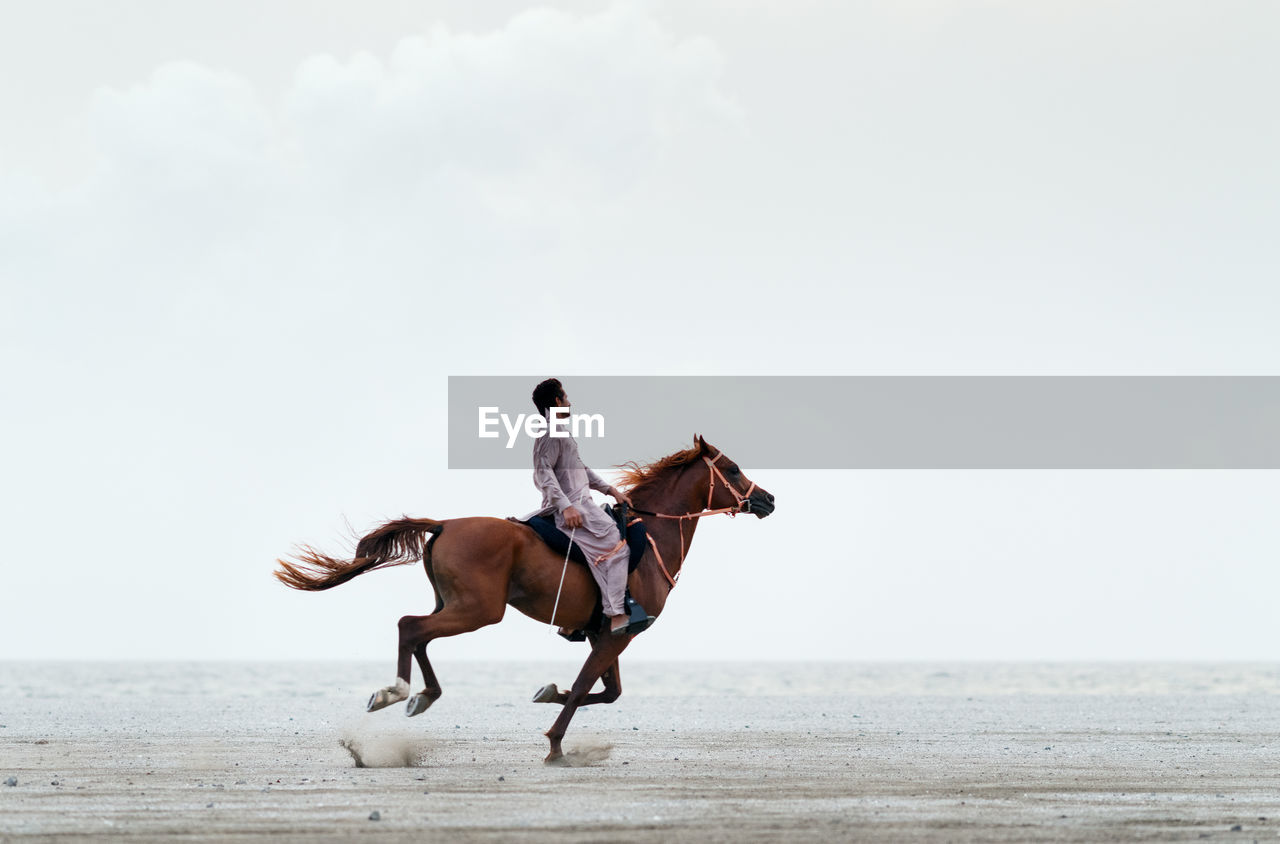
[{"x1": 525, "y1": 432, "x2": 629, "y2": 617}]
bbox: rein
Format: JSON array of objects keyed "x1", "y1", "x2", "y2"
[
  {"x1": 547, "y1": 523, "x2": 577, "y2": 633},
  {"x1": 628, "y1": 450, "x2": 757, "y2": 590}
]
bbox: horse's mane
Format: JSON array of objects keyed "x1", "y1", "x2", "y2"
[{"x1": 616, "y1": 439, "x2": 708, "y2": 493}]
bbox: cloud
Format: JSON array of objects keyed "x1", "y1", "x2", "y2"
[
  {"x1": 68, "y1": 5, "x2": 736, "y2": 249},
  {"x1": 287, "y1": 12, "x2": 715, "y2": 194},
  {"x1": 89, "y1": 61, "x2": 271, "y2": 197},
  {"x1": 1, "y1": 4, "x2": 739, "y2": 360}
]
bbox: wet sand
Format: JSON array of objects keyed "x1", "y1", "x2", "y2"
[{"x1": 2, "y1": 662, "x2": 1278, "y2": 841}]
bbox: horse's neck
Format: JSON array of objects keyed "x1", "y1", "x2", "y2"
[
  {"x1": 634, "y1": 468, "x2": 706, "y2": 518},
  {"x1": 634, "y1": 476, "x2": 708, "y2": 577},
  {"x1": 651, "y1": 514, "x2": 699, "y2": 571}
]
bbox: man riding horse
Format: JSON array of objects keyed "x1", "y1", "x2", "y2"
[
  {"x1": 274, "y1": 381, "x2": 775, "y2": 761},
  {"x1": 525, "y1": 378, "x2": 641, "y2": 638}
]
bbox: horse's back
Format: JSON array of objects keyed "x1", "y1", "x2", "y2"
[
  {"x1": 429, "y1": 516, "x2": 541, "y2": 562},
  {"x1": 423, "y1": 515, "x2": 591, "y2": 620}
]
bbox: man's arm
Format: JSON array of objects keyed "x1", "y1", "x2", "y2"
[
  {"x1": 532, "y1": 436, "x2": 572, "y2": 512},
  {"x1": 586, "y1": 465, "x2": 630, "y2": 505},
  {"x1": 585, "y1": 465, "x2": 614, "y2": 496}
]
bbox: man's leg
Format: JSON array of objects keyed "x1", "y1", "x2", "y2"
[
  {"x1": 555, "y1": 545, "x2": 627, "y2": 638},
  {"x1": 574, "y1": 521, "x2": 631, "y2": 634},
  {"x1": 596, "y1": 545, "x2": 629, "y2": 622},
  {"x1": 582, "y1": 544, "x2": 626, "y2": 614}
]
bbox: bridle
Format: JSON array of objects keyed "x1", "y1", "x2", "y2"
[{"x1": 628, "y1": 450, "x2": 757, "y2": 590}]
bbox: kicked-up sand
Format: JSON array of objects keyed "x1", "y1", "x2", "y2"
[{"x1": 2, "y1": 661, "x2": 1278, "y2": 841}]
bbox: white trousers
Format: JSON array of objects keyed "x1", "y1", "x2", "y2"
[{"x1": 554, "y1": 499, "x2": 628, "y2": 617}]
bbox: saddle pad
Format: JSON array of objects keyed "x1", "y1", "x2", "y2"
[
  {"x1": 518, "y1": 512, "x2": 647, "y2": 573},
  {"x1": 521, "y1": 515, "x2": 589, "y2": 565}
]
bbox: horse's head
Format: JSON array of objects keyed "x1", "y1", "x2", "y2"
[{"x1": 694, "y1": 435, "x2": 775, "y2": 518}]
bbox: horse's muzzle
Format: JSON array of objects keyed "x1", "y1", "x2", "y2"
[{"x1": 746, "y1": 490, "x2": 775, "y2": 518}]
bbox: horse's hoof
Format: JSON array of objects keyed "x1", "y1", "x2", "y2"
[
  {"x1": 531, "y1": 683, "x2": 560, "y2": 704},
  {"x1": 405, "y1": 690, "x2": 439, "y2": 717},
  {"x1": 543, "y1": 750, "x2": 566, "y2": 766},
  {"x1": 367, "y1": 679, "x2": 409, "y2": 712}
]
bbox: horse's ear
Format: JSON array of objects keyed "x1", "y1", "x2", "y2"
[{"x1": 694, "y1": 433, "x2": 706, "y2": 450}]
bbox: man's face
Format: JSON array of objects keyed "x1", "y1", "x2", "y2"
[{"x1": 548, "y1": 392, "x2": 571, "y2": 433}]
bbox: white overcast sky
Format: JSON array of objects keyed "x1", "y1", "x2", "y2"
[{"x1": 2, "y1": 1, "x2": 1277, "y2": 662}]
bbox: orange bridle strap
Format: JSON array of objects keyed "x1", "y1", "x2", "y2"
[
  {"x1": 634, "y1": 450, "x2": 757, "y2": 591},
  {"x1": 702, "y1": 450, "x2": 757, "y2": 511},
  {"x1": 643, "y1": 527, "x2": 678, "y2": 589},
  {"x1": 595, "y1": 519, "x2": 681, "y2": 590}
]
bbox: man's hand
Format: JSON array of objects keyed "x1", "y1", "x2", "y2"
[
  {"x1": 562, "y1": 505, "x2": 584, "y2": 530},
  {"x1": 611, "y1": 488, "x2": 633, "y2": 507}
]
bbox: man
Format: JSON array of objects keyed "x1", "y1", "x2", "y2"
[{"x1": 528, "y1": 378, "x2": 634, "y2": 637}]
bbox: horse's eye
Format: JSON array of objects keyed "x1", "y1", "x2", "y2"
[{"x1": 728, "y1": 467, "x2": 741, "y2": 477}]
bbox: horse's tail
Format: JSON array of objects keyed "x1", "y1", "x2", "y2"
[{"x1": 274, "y1": 517, "x2": 444, "y2": 591}]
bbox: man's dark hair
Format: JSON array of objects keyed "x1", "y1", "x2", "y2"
[{"x1": 532, "y1": 378, "x2": 564, "y2": 418}]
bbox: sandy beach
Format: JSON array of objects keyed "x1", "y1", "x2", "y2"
[{"x1": 2, "y1": 661, "x2": 1278, "y2": 842}]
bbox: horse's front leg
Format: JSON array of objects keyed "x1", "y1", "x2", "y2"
[
  {"x1": 533, "y1": 658, "x2": 622, "y2": 706},
  {"x1": 544, "y1": 640, "x2": 630, "y2": 763}
]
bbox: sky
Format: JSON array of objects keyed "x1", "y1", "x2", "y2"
[{"x1": 2, "y1": 0, "x2": 1278, "y2": 663}]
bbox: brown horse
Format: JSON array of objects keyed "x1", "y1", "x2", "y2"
[{"x1": 274, "y1": 435, "x2": 775, "y2": 762}]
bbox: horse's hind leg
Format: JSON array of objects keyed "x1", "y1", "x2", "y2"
[
  {"x1": 366, "y1": 613, "x2": 435, "y2": 712},
  {"x1": 368, "y1": 603, "x2": 503, "y2": 716},
  {"x1": 405, "y1": 629, "x2": 446, "y2": 717},
  {"x1": 367, "y1": 678, "x2": 409, "y2": 711}
]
